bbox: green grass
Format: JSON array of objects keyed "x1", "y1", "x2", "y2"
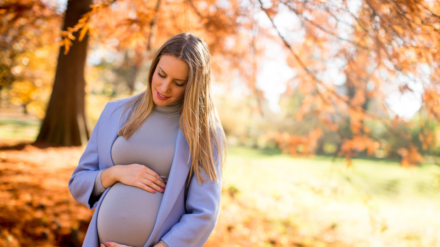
[
  {"x1": 0, "y1": 118, "x2": 40, "y2": 142},
  {"x1": 226, "y1": 146, "x2": 440, "y2": 200},
  {"x1": 224, "y1": 146, "x2": 440, "y2": 245}
]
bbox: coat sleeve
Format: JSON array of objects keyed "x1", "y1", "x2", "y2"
[
  {"x1": 160, "y1": 137, "x2": 224, "y2": 247},
  {"x1": 92, "y1": 170, "x2": 106, "y2": 197},
  {"x1": 68, "y1": 102, "x2": 110, "y2": 210}
]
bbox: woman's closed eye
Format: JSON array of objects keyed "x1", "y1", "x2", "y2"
[
  {"x1": 158, "y1": 72, "x2": 166, "y2": 78},
  {"x1": 157, "y1": 72, "x2": 185, "y2": 87},
  {"x1": 175, "y1": 81, "x2": 185, "y2": 87},
  {"x1": 158, "y1": 71, "x2": 185, "y2": 86}
]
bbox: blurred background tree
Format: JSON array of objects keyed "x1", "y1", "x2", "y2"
[
  {"x1": 257, "y1": 0, "x2": 440, "y2": 166},
  {"x1": 0, "y1": 0, "x2": 60, "y2": 116}
]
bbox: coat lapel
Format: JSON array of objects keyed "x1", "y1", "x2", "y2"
[{"x1": 144, "y1": 129, "x2": 192, "y2": 246}]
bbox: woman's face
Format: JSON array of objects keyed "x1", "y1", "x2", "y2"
[{"x1": 151, "y1": 54, "x2": 189, "y2": 106}]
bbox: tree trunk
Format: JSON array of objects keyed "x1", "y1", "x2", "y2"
[
  {"x1": 22, "y1": 103, "x2": 28, "y2": 115},
  {"x1": 119, "y1": 50, "x2": 140, "y2": 95},
  {"x1": 35, "y1": 0, "x2": 92, "y2": 146}
]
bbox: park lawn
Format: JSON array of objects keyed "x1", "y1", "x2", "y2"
[
  {"x1": 209, "y1": 146, "x2": 440, "y2": 246},
  {"x1": 0, "y1": 94, "x2": 109, "y2": 145},
  {"x1": 0, "y1": 118, "x2": 40, "y2": 143}
]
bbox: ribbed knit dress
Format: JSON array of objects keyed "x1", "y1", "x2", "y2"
[{"x1": 91, "y1": 100, "x2": 182, "y2": 247}]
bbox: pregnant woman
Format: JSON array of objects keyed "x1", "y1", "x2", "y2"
[{"x1": 68, "y1": 32, "x2": 226, "y2": 247}]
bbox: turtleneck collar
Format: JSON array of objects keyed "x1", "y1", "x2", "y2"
[{"x1": 154, "y1": 99, "x2": 183, "y2": 114}]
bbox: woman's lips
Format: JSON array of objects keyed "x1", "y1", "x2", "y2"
[{"x1": 157, "y1": 91, "x2": 171, "y2": 100}]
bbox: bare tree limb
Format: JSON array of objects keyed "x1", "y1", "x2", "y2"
[
  {"x1": 147, "y1": 0, "x2": 161, "y2": 52},
  {"x1": 281, "y1": 1, "x2": 371, "y2": 51}
]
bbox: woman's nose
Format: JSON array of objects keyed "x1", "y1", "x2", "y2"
[{"x1": 161, "y1": 80, "x2": 171, "y2": 93}]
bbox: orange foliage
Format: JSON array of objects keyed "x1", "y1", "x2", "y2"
[
  {"x1": 422, "y1": 87, "x2": 440, "y2": 121},
  {"x1": 56, "y1": 0, "x2": 258, "y2": 86},
  {"x1": 258, "y1": 0, "x2": 440, "y2": 166},
  {"x1": 338, "y1": 136, "x2": 380, "y2": 167},
  {"x1": 397, "y1": 144, "x2": 424, "y2": 167},
  {"x1": 275, "y1": 128, "x2": 323, "y2": 156},
  {"x1": 3, "y1": 0, "x2": 440, "y2": 164}
]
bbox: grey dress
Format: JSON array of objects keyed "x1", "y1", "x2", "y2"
[{"x1": 92, "y1": 100, "x2": 182, "y2": 247}]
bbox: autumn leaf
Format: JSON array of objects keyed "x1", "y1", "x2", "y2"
[
  {"x1": 63, "y1": 38, "x2": 71, "y2": 55},
  {"x1": 79, "y1": 24, "x2": 89, "y2": 41}
]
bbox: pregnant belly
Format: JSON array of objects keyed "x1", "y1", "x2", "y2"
[{"x1": 97, "y1": 182, "x2": 163, "y2": 247}]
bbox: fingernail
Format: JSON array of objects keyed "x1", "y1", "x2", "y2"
[{"x1": 107, "y1": 242, "x2": 112, "y2": 246}]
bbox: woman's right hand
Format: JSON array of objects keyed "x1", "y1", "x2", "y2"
[{"x1": 112, "y1": 164, "x2": 166, "y2": 193}]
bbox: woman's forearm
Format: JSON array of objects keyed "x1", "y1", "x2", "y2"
[{"x1": 101, "y1": 166, "x2": 119, "y2": 189}]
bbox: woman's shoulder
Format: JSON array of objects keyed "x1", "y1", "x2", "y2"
[
  {"x1": 109, "y1": 93, "x2": 142, "y2": 107},
  {"x1": 100, "y1": 93, "x2": 143, "y2": 124},
  {"x1": 104, "y1": 93, "x2": 143, "y2": 111}
]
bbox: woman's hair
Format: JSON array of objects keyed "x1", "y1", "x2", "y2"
[{"x1": 114, "y1": 32, "x2": 227, "y2": 185}]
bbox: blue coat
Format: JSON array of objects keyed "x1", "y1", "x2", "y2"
[{"x1": 68, "y1": 95, "x2": 223, "y2": 247}]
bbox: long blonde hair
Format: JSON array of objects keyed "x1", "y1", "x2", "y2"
[{"x1": 114, "y1": 32, "x2": 226, "y2": 185}]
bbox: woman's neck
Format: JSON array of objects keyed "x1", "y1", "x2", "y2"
[{"x1": 154, "y1": 99, "x2": 183, "y2": 114}]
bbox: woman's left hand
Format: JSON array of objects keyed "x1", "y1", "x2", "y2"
[{"x1": 101, "y1": 242, "x2": 166, "y2": 247}]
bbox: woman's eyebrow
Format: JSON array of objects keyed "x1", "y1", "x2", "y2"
[
  {"x1": 158, "y1": 66, "x2": 168, "y2": 76},
  {"x1": 158, "y1": 66, "x2": 187, "y2": 82}
]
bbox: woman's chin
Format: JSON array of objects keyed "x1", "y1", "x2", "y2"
[{"x1": 153, "y1": 97, "x2": 170, "y2": 106}]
